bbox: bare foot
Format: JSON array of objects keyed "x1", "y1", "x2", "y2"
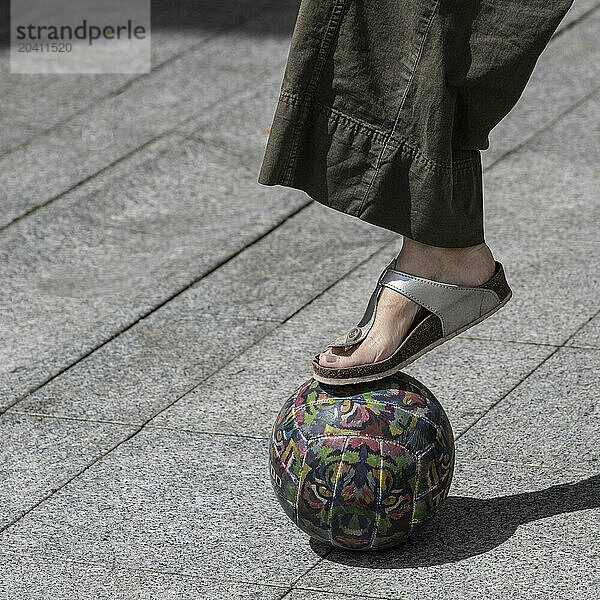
[{"x1": 318, "y1": 238, "x2": 496, "y2": 369}]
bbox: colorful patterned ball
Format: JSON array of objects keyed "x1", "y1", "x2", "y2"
[{"x1": 268, "y1": 373, "x2": 455, "y2": 550}]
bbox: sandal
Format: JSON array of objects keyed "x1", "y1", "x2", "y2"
[{"x1": 312, "y1": 258, "x2": 512, "y2": 385}]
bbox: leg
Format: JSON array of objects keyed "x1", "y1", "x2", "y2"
[{"x1": 259, "y1": 0, "x2": 573, "y2": 370}]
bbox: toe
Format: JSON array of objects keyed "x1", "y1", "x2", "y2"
[{"x1": 318, "y1": 350, "x2": 341, "y2": 368}]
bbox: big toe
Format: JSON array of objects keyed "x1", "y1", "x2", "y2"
[{"x1": 318, "y1": 349, "x2": 350, "y2": 368}]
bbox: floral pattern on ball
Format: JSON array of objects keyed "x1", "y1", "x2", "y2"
[{"x1": 269, "y1": 373, "x2": 454, "y2": 550}]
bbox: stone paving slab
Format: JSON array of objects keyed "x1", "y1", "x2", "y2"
[
  {"x1": 166, "y1": 203, "x2": 392, "y2": 323},
  {"x1": 484, "y1": 10, "x2": 600, "y2": 167},
  {"x1": 0, "y1": 1, "x2": 298, "y2": 227},
  {"x1": 567, "y1": 313, "x2": 600, "y2": 349},
  {"x1": 0, "y1": 554, "x2": 285, "y2": 600},
  {"x1": 184, "y1": 69, "x2": 286, "y2": 169},
  {"x1": 0, "y1": 0, "x2": 282, "y2": 157},
  {"x1": 297, "y1": 460, "x2": 599, "y2": 600},
  {"x1": 558, "y1": 0, "x2": 600, "y2": 31},
  {"x1": 11, "y1": 313, "x2": 275, "y2": 424},
  {"x1": 466, "y1": 235, "x2": 599, "y2": 345},
  {"x1": 485, "y1": 90, "x2": 600, "y2": 243},
  {"x1": 0, "y1": 413, "x2": 135, "y2": 527},
  {"x1": 458, "y1": 347, "x2": 600, "y2": 469},
  {"x1": 11, "y1": 203, "x2": 390, "y2": 422},
  {"x1": 0, "y1": 136, "x2": 305, "y2": 410},
  {"x1": 0, "y1": 428, "x2": 323, "y2": 587},
  {"x1": 149, "y1": 0, "x2": 287, "y2": 66},
  {"x1": 153, "y1": 245, "x2": 552, "y2": 437},
  {"x1": 402, "y1": 338, "x2": 553, "y2": 437}
]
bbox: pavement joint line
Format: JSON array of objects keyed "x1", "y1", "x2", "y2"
[
  {"x1": 0, "y1": 240, "x2": 391, "y2": 536},
  {"x1": 564, "y1": 344, "x2": 600, "y2": 351},
  {"x1": 459, "y1": 335, "x2": 562, "y2": 348},
  {"x1": 484, "y1": 82, "x2": 600, "y2": 174},
  {"x1": 188, "y1": 311, "x2": 284, "y2": 323},
  {"x1": 185, "y1": 133, "x2": 257, "y2": 161},
  {"x1": 553, "y1": 1, "x2": 600, "y2": 40},
  {"x1": 0, "y1": 197, "x2": 313, "y2": 418},
  {"x1": 0, "y1": 550, "x2": 292, "y2": 591},
  {"x1": 0, "y1": 58, "x2": 287, "y2": 234},
  {"x1": 6, "y1": 410, "x2": 141, "y2": 428},
  {"x1": 143, "y1": 424, "x2": 268, "y2": 440},
  {"x1": 290, "y1": 549, "x2": 335, "y2": 588},
  {"x1": 456, "y1": 305, "x2": 600, "y2": 441},
  {"x1": 0, "y1": 0, "x2": 279, "y2": 167},
  {"x1": 0, "y1": 132, "x2": 184, "y2": 234},
  {"x1": 6, "y1": 409, "x2": 274, "y2": 442},
  {"x1": 278, "y1": 547, "x2": 337, "y2": 600},
  {"x1": 461, "y1": 336, "x2": 600, "y2": 352}
]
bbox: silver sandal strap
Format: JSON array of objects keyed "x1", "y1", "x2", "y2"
[
  {"x1": 325, "y1": 259, "x2": 393, "y2": 351},
  {"x1": 326, "y1": 259, "x2": 500, "y2": 350},
  {"x1": 381, "y1": 269, "x2": 499, "y2": 336}
]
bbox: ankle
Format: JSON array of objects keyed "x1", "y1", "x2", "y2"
[{"x1": 395, "y1": 238, "x2": 495, "y2": 285}]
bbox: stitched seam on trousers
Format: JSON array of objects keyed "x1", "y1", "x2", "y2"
[
  {"x1": 279, "y1": 90, "x2": 303, "y2": 108},
  {"x1": 282, "y1": 0, "x2": 349, "y2": 185},
  {"x1": 358, "y1": 0, "x2": 442, "y2": 214},
  {"x1": 313, "y1": 102, "x2": 478, "y2": 170},
  {"x1": 278, "y1": 91, "x2": 480, "y2": 173}
]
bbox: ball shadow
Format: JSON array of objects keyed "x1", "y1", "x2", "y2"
[{"x1": 310, "y1": 474, "x2": 600, "y2": 568}]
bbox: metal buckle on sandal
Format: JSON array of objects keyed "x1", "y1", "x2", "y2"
[
  {"x1": 346, "y1": 327, "x2": 361, "y2": 341},
  {"x1": 341, "y1": 327, "x2": 362, "y2": 350}
]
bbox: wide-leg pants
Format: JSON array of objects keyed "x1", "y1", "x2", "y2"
[{"x1": 258, "y1": 0, "x2": 573, "y2": 247}]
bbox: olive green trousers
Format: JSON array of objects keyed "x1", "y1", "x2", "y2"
[{"x1": 258, "y1": 0, "x2": 573, "y2": 247}]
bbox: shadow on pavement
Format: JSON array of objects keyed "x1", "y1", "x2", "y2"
[{"x1": 310, "y1": 474, "x2": 600, "y2": 567}]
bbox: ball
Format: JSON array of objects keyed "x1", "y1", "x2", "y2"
[{"x1": 268, "y1": 373, "x2": 454, "y2": 550}]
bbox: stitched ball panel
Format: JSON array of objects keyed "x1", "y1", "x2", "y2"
[
  {"x1": 296, "y1": 436, "x2": 345, "y2": 542},
  {"x1": 269, "y1": 373, "x2": 455, "y2": 550},
  {"x1": 412, "y1": 434, "x2": 455, "y2": 530},
  {"x1": 291, "y1": 377, "x2": 444, "y2": 451},
  {"x1": 369, "y1": 440, "x2": 418, "y2": 549}
]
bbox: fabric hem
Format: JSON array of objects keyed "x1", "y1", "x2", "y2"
[{"x1": 258, "y1": 93, "x2": 485, "y2": 248}]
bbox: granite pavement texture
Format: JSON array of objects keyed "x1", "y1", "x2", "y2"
[{"x1": 0, "y1": 2, "x2": 598, "y2": 599}]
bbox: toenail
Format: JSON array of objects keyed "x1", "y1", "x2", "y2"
[{"x1": 324, "y1": 353, "x2": 338, "y2": 363}]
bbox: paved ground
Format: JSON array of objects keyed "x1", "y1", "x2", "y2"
[{"x1": 1, "y1": 1, "x2": 599, "y2": 599}]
